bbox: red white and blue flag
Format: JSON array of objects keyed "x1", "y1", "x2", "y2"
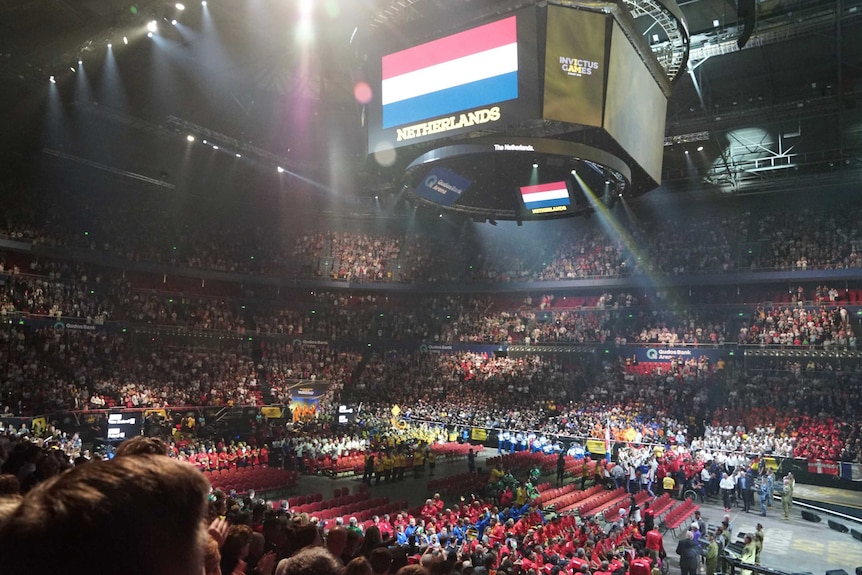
[
  {"x1": 381, "y1": 16, "x2": 519, "y2": 129},
  {"x1": 520, "y1": 181, "x2": 571, "y2": 211}
]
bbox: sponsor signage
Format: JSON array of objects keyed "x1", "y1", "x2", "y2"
[
  {"x1": 618, "y1": 346, "x2": 723, "y2": 364},
  {"x1": 414, "y1": 167, "x2": 472, "y2": 207}
]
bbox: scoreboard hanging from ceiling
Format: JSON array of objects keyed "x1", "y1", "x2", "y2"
[{"x1": 365, "y1": 4, "x2": 671, "y2": 199}]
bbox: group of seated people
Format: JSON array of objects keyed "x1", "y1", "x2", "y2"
[
  {"x1": 0, "y1": 325, "x2": 367, "y2": 416},
  {"x1": 0, "y1": 429, "x2": 714, "y2": 575},
  {"x1": 4, "y1": 183, "x2": 862, "y2": 283},
  {"x1": 5, "y1": 305, "x2": 862, "y2": 465},
  {"x1": 2, "y1": 254, "x2": 756, "y2": 347}
]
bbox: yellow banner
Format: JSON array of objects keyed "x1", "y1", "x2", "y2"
[
  {"x1": 586, "y1": 439, "x2": 607, "y2": 455},
  {"x1": 145, "y1": 409, "x2": 167, "y2": 419},
  {"x1": 31, "y1": 417, "x2": 47, "y2": 434},
  {"x1": 754, "y1": 456, "x2": 779, "y2": 471},
  {"x1": 471, "y1": 428, "x2": 488, "y2": 441},
  {"x1": 260, "y1": 406, "x2": 283, "y2": 419}
]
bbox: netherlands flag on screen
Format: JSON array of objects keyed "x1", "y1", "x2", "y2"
[
  {"x1": 381, "y1": 16, "x2": 518, "y2": 129},
  {"x1": 521, "y1": 182, "x2": 571, "y2": 211}
]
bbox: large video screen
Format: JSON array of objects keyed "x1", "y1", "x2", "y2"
[
  {"x1": 603, "y1": 21, "x2": 667, "y2": 184},
  {"x1": 519, "y1": 181, "x2": 571, "y2": 215},
  {"x1": 543, "y1": 6, "x2": 609, "y2": 127},
  {"x1": 106, "y1": 412, "x2": 142, "y2": 441},
  {"x1": 367, "y1": 9, "x2": 540, "y2": 152}
]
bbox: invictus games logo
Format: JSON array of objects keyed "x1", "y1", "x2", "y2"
[{"x1": 560, "y1": 56, "x2": 599, "y2": 77}]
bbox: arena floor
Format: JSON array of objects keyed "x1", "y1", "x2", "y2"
[{"x1": 294, "y1": 449, "x2": 862, "y2": 574}]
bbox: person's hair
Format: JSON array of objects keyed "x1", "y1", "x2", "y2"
[
  {"x1": 370, "y1": 547, "x2": 394, "y2": 575},
  {"x1": 275, "y1": 546, "x2": 342, "y2": 575},
  {"x1": 0, "y1": 474, "x2": 21, "y2": 496},
  {"x1": 114, "y1": 436, "x2": 168, "y2": 457},
  {"x1": 288, "y1": 522, "x2": 322, "y2": 555},
  {"x1": 221, "y1": 523, "x2": 254, "y2": 574},
  {"x1": 345, "y1": 528, "x2": 364, "y2": 556},
  {"x1": 346, "y1": 556, "x2": 374, "y2": 575},
  {"x1": 360, "y1": 525, "x2": 385, "y2": 556},
  {"x1": 326, "y1": 525, "x2": 348, "y2": 556},
  {"x1": 0, "y1": 494, "x2": 23, "y2": 523},
  {"x1": 0, "y1": 454, "x2": 210, "y2": 575},
  {"x1": 204, "y1": 535, "x2": 222, "y2": 575},
  {"x1": 396, "y1": 566, "x2": 429, "y2": 575}
]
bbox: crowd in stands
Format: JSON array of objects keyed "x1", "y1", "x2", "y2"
[
  {"x1": 738, "y1": 304, "x2": 856, "y2": 348},
  {"x1": 4, "y1": 306, "x2": 862, "y2": 466},
  {"x1": 3, "y1": 189, "x2": 862, "y2": 473},
  {"x1": 0, "y1": 324, "x2": 365, "y2": 415},
  {"x1": 1, "y1": 256, "x2": 750, "y2": 350},
  {"x1": 5, "y1": 186, "x2": 862, "y2": 283},
  {"x1": 742, "y1": 207, "x2": 862, "y2": 271},
  {"x1": 710, "y1": 361, "x2": 862, "y2": 462},
  {"x1": 3, "y1": 266, "x2": 862, "y2": 467}
]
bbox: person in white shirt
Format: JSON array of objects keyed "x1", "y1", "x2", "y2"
[{"x1": 720, "y1": 472, "x2": 736, "y2": 511}]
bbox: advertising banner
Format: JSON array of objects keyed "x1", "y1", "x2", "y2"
[
  {"x1": 414, "y1": 167, "x2": 472, "y2": 207},
  {"x1": 618, "y1": 346, "x2": 722, "y2": 364}
]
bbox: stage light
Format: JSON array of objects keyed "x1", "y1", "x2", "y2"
[
  {"x1": 532, "y1": 162, "x2": 538, "y2": 168},
  {"x1": 235, "y1": 153, "x2": 241, "y2": 158},
  {"x1": 147, "y1": 20, "x2": 158, "y2": 32},
  {"x1": 49, "y1": 75, "x2": 56, "y2": 84},
  {"x1": 70, "y1": 67, "x2": 76, "y2": 72},
  {"x1": 176, "y1": 3, "x2": 186, "y2": 9},
  {"x1": 78, "y1": 59, "x2": 83, "y2": 65},
  {"x1": 201, "y1": 0, "x2": 207, "y2": 5},
  {"x1": 186, "y1": 135, "x2": 195, "y2": 142},
  {"x1": 684, "y1": 149, "x2": 690, "y2": 154},
  {"x1": 171, "y1": 19, "x2": 177, "y2": 25},
  {"x1": 202, "y1": 139, "x2": 207, "y2": 144},
  {"x1": 713, "y1": 19, "x2": 720, "y2": 27},
  {"x1": 147, "y1": 32, "x2": 153, "y2": 38},
  {"x1": 697, "y1": 146, "x2": 704, "y2": 152},
  {"x1": 277, "y1": 166, "x2": 285, "y2": 173},
  {"x1": 212, "y1": 145, "x2": 219, "y2": 150},
  {"x1": 123, "y1": 36, "x2": 128, "y2": 44},
  {"x1": 374, "y1": 195, "x2": 379, "y2": 200},
  {"x1": 107, "y1": 42, "x2": 112, "y2": 48}
]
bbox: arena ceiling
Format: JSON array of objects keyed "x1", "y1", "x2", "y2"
[{"x1": 1, "y1": 0, "x2": 861, "y2": 197}]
